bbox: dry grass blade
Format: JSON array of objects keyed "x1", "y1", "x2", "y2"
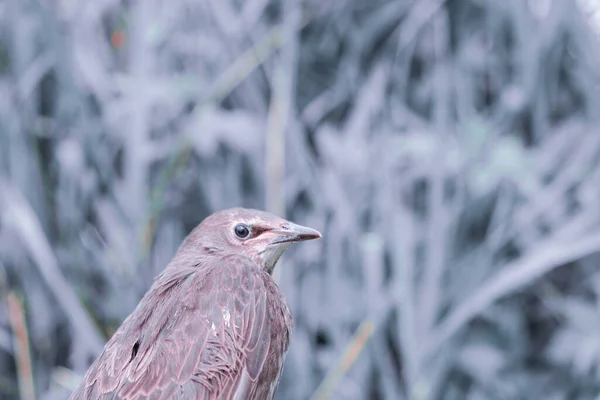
[
  {"x1": 268, "y1": 0, "x2": 301, "y2": 285},
  {"x1": 7, "y1": 292, "x2": 35, "y2": 400},
  {"x1": 310, "y1": 320, "x2": 376, "y2": 400}
]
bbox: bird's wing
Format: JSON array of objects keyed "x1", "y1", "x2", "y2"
[{"x1": 70, "y1": 255, "x2": 273, "y2": 400}]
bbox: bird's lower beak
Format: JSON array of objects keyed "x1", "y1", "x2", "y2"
[{"x1": 269, "y1": 222, "x2": 322, "y2": 245}]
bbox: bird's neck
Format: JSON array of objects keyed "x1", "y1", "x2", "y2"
[{"x1": 258, "y1": 245, "x2": 288, "y2": 275}]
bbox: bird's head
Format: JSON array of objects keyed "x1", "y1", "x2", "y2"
[{"x1": 182, "y1": 207, "x2": 322, "y2": 274}]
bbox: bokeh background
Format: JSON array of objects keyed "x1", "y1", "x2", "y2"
[{"x1": 2, "y1": 0, "x2": 600, "y2": 399}]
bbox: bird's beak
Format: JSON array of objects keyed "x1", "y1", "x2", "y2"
[{"x1": 269, "y1": 222, "x2": 322, "y2": 245}]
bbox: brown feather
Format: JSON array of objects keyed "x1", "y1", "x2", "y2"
[{"x1": 70, "y1": 254, "x2": 291, "y2": 400}]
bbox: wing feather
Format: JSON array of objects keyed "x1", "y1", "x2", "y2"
[{"x1": 70, "y1": 254, "x2": 276, "y2": 399}]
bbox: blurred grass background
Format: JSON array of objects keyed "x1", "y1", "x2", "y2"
[{"x1": 2, "y1": 0, "x2": 600, "y2": 399}]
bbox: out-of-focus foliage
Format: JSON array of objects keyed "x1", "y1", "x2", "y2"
[{"x1": 1, "y1": 0, "x2": 600, "y2": 399}]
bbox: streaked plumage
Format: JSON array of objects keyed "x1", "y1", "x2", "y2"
[{"x1": 69, "y1": 208, "x2": 321, "y2": 400}]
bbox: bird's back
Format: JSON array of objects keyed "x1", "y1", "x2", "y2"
[{"x1": 70, "y1": 254, "x2": 292, "y2": 400}]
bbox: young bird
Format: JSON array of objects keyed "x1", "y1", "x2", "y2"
[{"x1": 70, "y1": 207, "x2": 322, "y2": 400}]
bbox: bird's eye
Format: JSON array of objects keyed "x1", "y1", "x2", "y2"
[{"x1": 234, "y1": 224, "x2": 251, "y2": 239}]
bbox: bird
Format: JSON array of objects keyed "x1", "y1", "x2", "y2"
[{"x1": 69, "y1": 207, "x2": 322, "y2": 400}]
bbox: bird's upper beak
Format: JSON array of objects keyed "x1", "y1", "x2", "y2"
[{"x1": 268, "y1": 222, "x2": 322, "y2": 245}]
